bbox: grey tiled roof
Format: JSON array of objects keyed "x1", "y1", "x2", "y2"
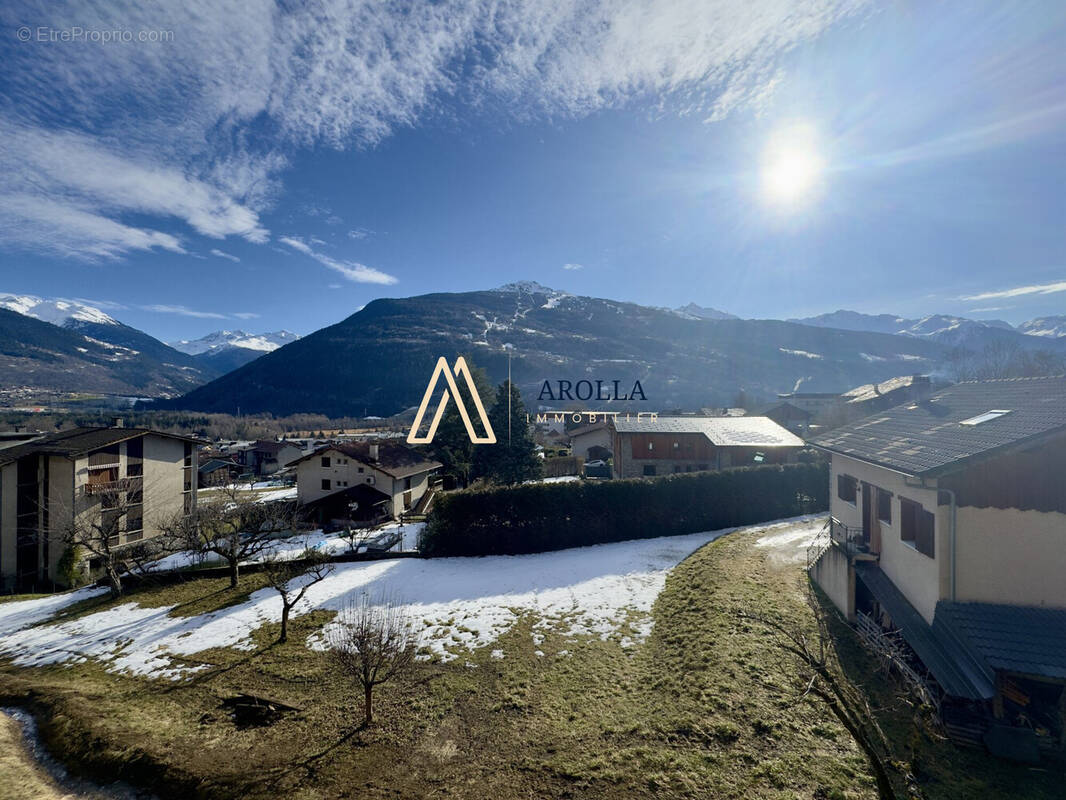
[
  {"x1": 291, "y1": 441, "x2": 441, "y2": 479},
  {"x1": 810, "y1": 376, "x2": 1066, "y2": 476},
  {"x1": 0, "y1": 427, "x2": 200, "y2": 466},
  {"x1": 612, "y1": 416, "x2": 804, "y2": 447},
  {"x1": 855, "y1": 564, "x2": 995, "y2": 700},
  {"x1": 935, "y1": 601, "x2": 1066, "y2": 681}
]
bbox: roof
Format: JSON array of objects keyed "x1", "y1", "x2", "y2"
[
  {"x1": 855, "y1": 564, "x2": 995, "y2": 700},
  {"x1": 292, "y1": 441, "x2": 441, "y2": 479},
  {"x1": 612, "y1": 415, "x2": 804, "y2": 447},
  {"x1": 935, "y1": 601, "x2": 1066, "y2": 681},
  {"x1": 198, "y1": 458, "x2": 238, "y2": 473},
  {"x1": 568, "y1": 422, "x2": 609, "y2": 438},
  {"x1": 761, "y1": 401, "x2": 813, "y2": 420},
  {"x1": 810, "y1": 376, "x2": 1066, "y2": 477},
  {"x1": 0, "y1": 426, "x2": 202, "y2": 467},
  {"x1": 842, "y1": 375, "x2": 929, "y2": 405}
]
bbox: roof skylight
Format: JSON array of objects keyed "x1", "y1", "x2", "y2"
[{"x1": 960, "y1": 409, "x2": 1012, "y2": 426}]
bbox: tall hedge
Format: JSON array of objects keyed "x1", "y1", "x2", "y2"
[{"x1": 420, "y1": 461, "x2": 828, "y2": 557}]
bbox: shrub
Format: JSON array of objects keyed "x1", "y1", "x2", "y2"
[{"x1": 421, "y1": 462, "x2": 828, "y2": 557}]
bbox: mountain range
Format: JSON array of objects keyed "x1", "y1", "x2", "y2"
[
  {"x1": 1, "y1": 288, "x2": 1062, "y2": 411},
  {"x1": 169, "y1": 330, "x2": 300, "y2": 373},
  {"x1": 158, "y1": 283, "x2": 957, "y2": 417}
]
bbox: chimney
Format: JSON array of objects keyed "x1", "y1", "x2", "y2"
[
  {"x1": 111, "y1": 417, "x2": 124, "y2": 428},
  {"x1": 369, "y1": 443, "x2": 379, "y2": 462}
]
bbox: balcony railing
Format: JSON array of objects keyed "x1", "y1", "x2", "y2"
[
  {"x1": 829, "y1": 516, "x2": 874, "y2": 558},
  {"x1": 84, "y1": 477, "x2": 138, "y2": 496}
]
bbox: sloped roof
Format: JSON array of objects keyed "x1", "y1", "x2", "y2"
[
  {"x1": 855, "y1": 564, "x2": 995, "y2": 700},
  {"x1": 612, "y1": 415, "x2": 804, "y2": 447},
  {"x1": 292, "y1": 441, "x2": 441, "y2": 479},
  {"x1": 810, "y1": 376, "x2": 1066, "y2": 476},
  {"x1": 0, "y1": 427, "x2": 201, "y2": 466},
  {"x1": 935, "y1": 601, "x2": 1066, "y2": 681},
  {"x1": 842, "y1": 375, "x2": 928, "y2": 405}
]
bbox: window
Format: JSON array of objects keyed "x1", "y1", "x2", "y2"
[
  {"x1": 321, "y1": 456, "x2": 331, "y2": 468},
  {"x1": 672, "y1": 441, "x2": 679, "y2": 449},
  {"x1": 837, "y1": 474, "x2": 858, "y2": 504},
  {"x1": 673, "y1": 465, "x2": 682, "y2": 473},
  {"x1": 357, "y1": 466, "x2": 364, "y2": 473},
  {"x1": 321, "y1": 479, "x2": 331, "y2": 491},
  {"x1": 643, "y1": 465, "x2": 657, "y2": 476},
  {"x1": 877, "y1": 489, "x2": 892, "y2": 524},
  {"x1": 647, "y1": 442, "x2": 654, "y2": 452},
  {"x1": 900, "y1": 497, "x2": 934, "y2": 558},
  {"x1": 697, "y1": 464, "x2": 708, "y2": 471},
  {"x1": 404, "y1": 477, "x2": 412, "y2": 490}
]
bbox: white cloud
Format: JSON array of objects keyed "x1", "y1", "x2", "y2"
[
  {"x1": 328, "y1": 283, "x2": 342, "y2": 289},
  {"x1": 562, "y1": 262, "x2": 583, "y2": 271},
  {"x1": 348, "y1": 228, "x2": 372, "y2": 240},
  {"x1": 0, "y1": 0, "x2": 869, "y2": 258},
  {"x1": 210, "y1": 248, "x2": 241, "y2": 263},
  {"x1": 0, "y1": 193, "x2": 184, "y2": 259},
  {"x1": 233, "y1": 312, "x2": 261, "y2": 319},
  {"x1": 280, "y1": 236, "x2": 398, "y2": 285},
  {"x1": 141, "y1": 304, "x2": 229, "y2": 320},
  {"x1": 961, "y1": 280, "x2": 1066, "y2": 302}
]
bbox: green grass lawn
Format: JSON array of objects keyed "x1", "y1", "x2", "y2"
[{"x1": 2, "y1": 526, "x2": 1056, "y2": 799}]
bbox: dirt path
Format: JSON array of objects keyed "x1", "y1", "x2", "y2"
[{"x1": 0, "y1": 710, "x2": 71, "y2": 800}]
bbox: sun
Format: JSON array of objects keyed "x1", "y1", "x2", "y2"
[{"x1": 760, "y1": 123, "x2": 825, "y2": 207}]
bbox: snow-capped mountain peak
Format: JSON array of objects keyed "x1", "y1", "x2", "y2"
[
  {"x1": 1018, "y1": 316, "x2": 1066, "y2": 338},
  {"x1": 169, "y1": 330, "x2": 300, "y2": 356},
  {"x1": 0, "y1": 293, "x2": 118, "y2": 327}
]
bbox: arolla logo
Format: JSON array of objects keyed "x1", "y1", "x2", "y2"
[{"x1": 407, "y1": 357, "x2": 496, "y2": 445}]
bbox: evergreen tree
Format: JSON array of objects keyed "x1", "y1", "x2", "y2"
[
  {"x1": 473, "y1": 380, "x2": 543, "y2": 485},
  {"x1": 428, "y1": 358, "x2": 494, "y2": 488}
]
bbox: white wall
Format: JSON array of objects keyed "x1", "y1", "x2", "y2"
[
  {"x1": 296, "y1": 449, "x2": 433, "y2": 518},
  {"x1": 830, "y1": 454, "x2": 946, "y2": 623},
  {"x1": 811, "y1": 544, "x2": 855, "y2": 621}
]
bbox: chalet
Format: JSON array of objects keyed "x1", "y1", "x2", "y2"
[
  {"x1": 198, "y1": 458, "x2": 241, "y2": 487},
  {"x1": 610, "y1": 416, "x2": 804, "y2": 478},
  {"x1": 294, "y1": 441, "x2": 441, "y2": 524},
  {"x1": 0, "y1": 424, "x2": 200, "y2": 592},
  {"x1": 234, "y1": 439, "x2": 305, "y2": 477},
  {"x1": 809, "y1": 376, "x2": 1066, "y2": 759},
  {"x1": 760, "y1": 401, "x2": 813, "y2": 435}
]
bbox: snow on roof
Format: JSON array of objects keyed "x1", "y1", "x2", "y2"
[{"x1": 612, "y1": 416, "x2": 804, "y2": 447}]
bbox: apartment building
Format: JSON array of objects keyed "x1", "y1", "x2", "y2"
[{"x1": 0, "y1": 424, "x2": 200, "y2": 592}]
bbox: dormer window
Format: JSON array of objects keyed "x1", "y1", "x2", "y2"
[{"x1": 960, "y1": 409, "x2": 1011, "y2": 426}]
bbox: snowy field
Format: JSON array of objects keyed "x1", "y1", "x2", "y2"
[{"x1": 0, "y1": 517, "x2": 822, "y2": 681}]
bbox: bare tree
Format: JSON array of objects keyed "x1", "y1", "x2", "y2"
[
  {"x1": 740, "y1": 589, "x2": 902, "y2": 800},
  {"x1": 57, "y1": 483, "x2": 144, "y2": 597},
  {"x1": 262, "y1": 547, "x2": 335, "y2": 643},
  {"x1": 163, "y1": 485, "x2": 302, "y2": 588},
  {"x1": 326, "y1": 593, "x2": 419, "y2": 725}
]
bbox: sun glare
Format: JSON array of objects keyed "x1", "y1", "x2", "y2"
[{"x1": 760, "y1": 123, "x2": 825, "y2": 207}]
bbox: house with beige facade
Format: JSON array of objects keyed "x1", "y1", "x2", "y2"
[
  {"x1": 294, "y1": 441, "x2": 440, "y2": 525},
  {"x1": 809, "y1": 376, "x2": 1066, "y2": 759},
  {"x1": 0, "y1": 424, "x2": 200, "y2": 592},
  {"x1": 610, "y1": 415, "x2": 804, "y2": 479}
]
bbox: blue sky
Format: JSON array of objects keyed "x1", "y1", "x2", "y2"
[{"x1": 1, "y1": 1, "x2": 1064, "y2": 341}]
